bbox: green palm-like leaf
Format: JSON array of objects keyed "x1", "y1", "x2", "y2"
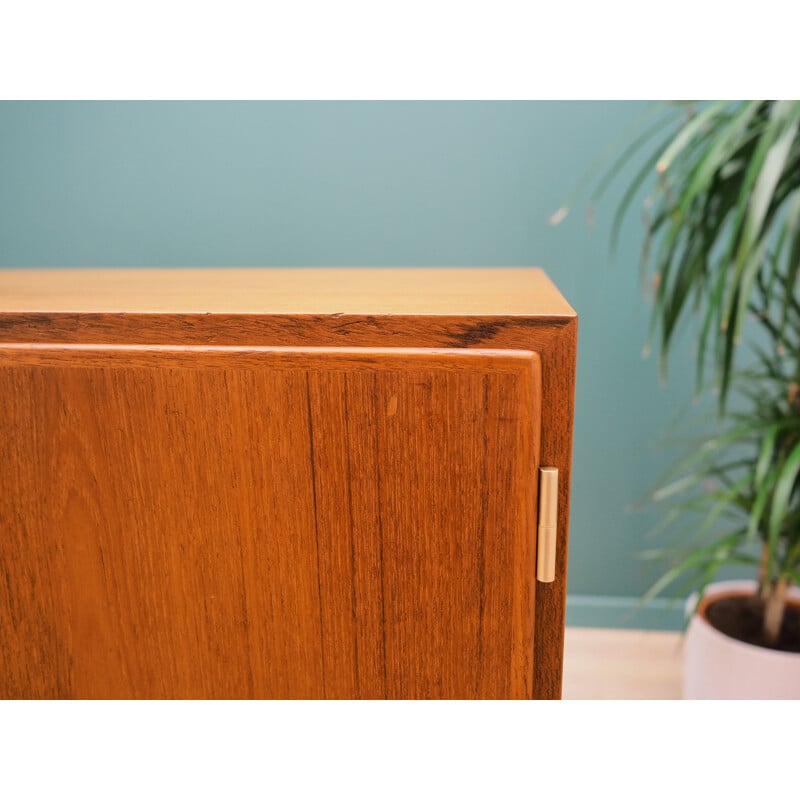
[
  {"x1": 567, "y1": 100, "x2": 800, "y2": 620},
  {"x1": 767, "y1": 439, "x2": 800, "y2": 577},
  {"x1": 585, "y1": 101, "x2": 800, "y2": 408}
]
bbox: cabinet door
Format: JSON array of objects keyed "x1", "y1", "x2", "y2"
[{"x1": 0, "y1": 344, "x2": 541, "y2": 699}]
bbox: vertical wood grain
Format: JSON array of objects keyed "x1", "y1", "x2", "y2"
[
  {"x1": 342, "y1": 371, "x2": 389, "y2": 699},
  {"x1": 530, "y1": 319, "x2": 578, "y2": 700},
  {"x1": 0, "y1": 345, "x2": 541, "y2": 699}
]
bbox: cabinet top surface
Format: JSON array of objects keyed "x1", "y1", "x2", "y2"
[{"x1": 0, "y1": 267, "x2": 575, "y2": 317}]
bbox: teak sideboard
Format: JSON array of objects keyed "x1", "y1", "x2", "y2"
[{"x1": 0, "y1": 268, "x2": 577, "y2": 700}]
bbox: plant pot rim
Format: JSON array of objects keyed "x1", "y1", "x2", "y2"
[{"x1": 687, "y1": 579, "x2": 800, "y2": 661}]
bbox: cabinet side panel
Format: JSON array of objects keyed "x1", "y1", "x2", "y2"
[{"x1": 532, "y1": 319, "x2": 577, "y2": 699}]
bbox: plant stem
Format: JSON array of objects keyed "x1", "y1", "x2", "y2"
[
  {"x1": 758, "y1": 543, "x2": 770, "y2": 599},
  {"x1": 763, "y1": 577, "x2": 790, "y2": 646}
]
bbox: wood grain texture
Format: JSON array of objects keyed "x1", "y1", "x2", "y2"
[
  {"x1": 0, "y1": 345, "x2": 540, "y2": 699},
  {"x1": 0, "y1": 267, "x2": 576, "y2": 317},
  {"x1": 0, "y1": 267, "x2": 577, "y2": 699}
]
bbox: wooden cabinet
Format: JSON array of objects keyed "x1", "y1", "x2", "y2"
[{"x1": 0, "y1": 268, "x2": 577, "y2": 699}]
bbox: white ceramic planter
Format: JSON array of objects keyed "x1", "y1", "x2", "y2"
[{"x1": 684, "y1": 579, "x2": 800, "y2": 699}]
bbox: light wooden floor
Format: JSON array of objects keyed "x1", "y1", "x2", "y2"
[{"x1": 562, "y1": 627, "x2": 683, "y2": 699}]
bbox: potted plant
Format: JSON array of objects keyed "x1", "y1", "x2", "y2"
[{"x1": 554, "y1": 100, "x2": 800, "y2": 698}]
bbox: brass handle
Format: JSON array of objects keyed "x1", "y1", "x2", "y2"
[{"x1": 537, "y1": 467, "x2": 558, "y2": 583}]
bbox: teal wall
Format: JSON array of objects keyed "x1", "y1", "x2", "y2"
[{"x1": 0, "y1": 101, "x2": 695, "y2": 628}]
